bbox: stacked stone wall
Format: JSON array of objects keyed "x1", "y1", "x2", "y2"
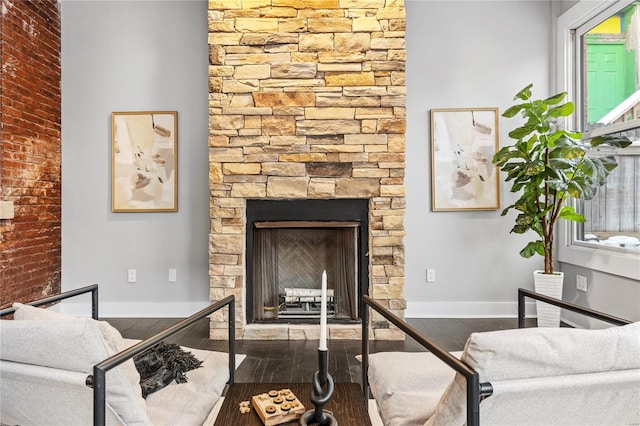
[{"x1": 208, "y1": 0, "x2": 406, "y2": 340}]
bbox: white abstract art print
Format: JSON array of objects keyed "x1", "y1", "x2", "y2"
[
  {"x1": 112, "y1": 111, "x2": 178, "y2": 212},
  {"x1": 430, "y1": 108, "x2": 500, "y2": 211}
]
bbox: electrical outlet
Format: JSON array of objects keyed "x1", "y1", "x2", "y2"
[
  {"x1": 576, "y1": 275, "x2": 588, "y2": 292},
  {"x1": 127, "y1": 269, "x2": 137, "y2": 283},
  {"x1": 427, "y1": 268, "x2": 436, "y2": 283},
  {"x1": 169, "y1": 268, "x2": 177, "y2": 282}
]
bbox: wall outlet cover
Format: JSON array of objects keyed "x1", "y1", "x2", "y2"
[{"x1": 576, "y1": 275, "x2": 588, "y2": 292}]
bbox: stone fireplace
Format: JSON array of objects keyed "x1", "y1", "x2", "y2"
[
  {"x1": 208, "y1": 0, "x2": 406, "y2": 340},
  {"x1": 246, "y1": 199, "x2": 367, "y2": 325}
]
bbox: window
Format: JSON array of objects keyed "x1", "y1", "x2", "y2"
[
  {"x1": 557, "y1": 0, "x2": 640, "y2": 279},
  {"x1": 576, "y1": 2, "x2": 640, "y2": 252}
]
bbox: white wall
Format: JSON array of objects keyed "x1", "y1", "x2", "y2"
[
  {"x1": 404, "y1": 1, "x2": 553, "y2": 317},
  {"x1": 61, "y1": 0, "x2": 633, "y2": 322},
  {"x1": 61, "y1": 0, "x2": 551, "y2": 318},
  {"x1": 561, "y1": 264, "x2": 640, "y2": 326},
  {"x1": 61, "y1": 0, "x2": 210, "y2": 316},
  {"x1": 558, "y1": 0, "x2": 581, "y2": 15}
]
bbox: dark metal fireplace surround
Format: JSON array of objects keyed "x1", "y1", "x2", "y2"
[{"x1": 246, "y1": 199, "x2": 369, "y2": 325}]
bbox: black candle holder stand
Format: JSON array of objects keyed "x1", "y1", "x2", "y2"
[{"x1": 299, "y1": 349, "x2": 337, "y2": 425}]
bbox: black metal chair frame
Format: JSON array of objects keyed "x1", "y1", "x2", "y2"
[
  {"x1": 1, "y1": 284, "x2": 236, "y2": 426},
  {"x1": 361, "y1": 288, "x2": 632, "y2": 426}
]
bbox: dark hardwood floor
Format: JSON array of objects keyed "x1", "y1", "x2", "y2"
[{"x1": 106, "y1": 317, "x2": 536, "y2": 384}]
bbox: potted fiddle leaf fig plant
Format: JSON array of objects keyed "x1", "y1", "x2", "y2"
[{"x1": 493, "y1": 84, "x2": 631, "y2": 326}]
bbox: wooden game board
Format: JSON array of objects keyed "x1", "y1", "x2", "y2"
[{"x1": 251, "y1": 388, "x2": 306, "y2": 426}]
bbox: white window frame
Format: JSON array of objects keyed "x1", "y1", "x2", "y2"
[{"x1": 556, "y1": 0, "x2": 640, "y2": 281}]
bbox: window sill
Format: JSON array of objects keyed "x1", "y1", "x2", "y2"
[{"x1": 558, "y1": 223, "x2": 640, "y2": 280}]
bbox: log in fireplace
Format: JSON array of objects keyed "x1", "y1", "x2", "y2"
[
  {"x1": 279, "y1": 287, "x2": 335, "y2": 319},
  {"x1": 246, "y1": 199, "x2": 369, "y2": 324}
]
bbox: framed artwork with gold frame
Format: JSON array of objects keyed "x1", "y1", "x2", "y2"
[
  {"x1": 111, "y1": 111, "x2": 178, "y2": 212},
  {"x1": 430, "y1": 108, "x2": 500, "y2": 211}
]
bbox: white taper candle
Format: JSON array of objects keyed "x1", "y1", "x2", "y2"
[{"x1": 319, "y1": 270, "x2": 327, "y2": 351}]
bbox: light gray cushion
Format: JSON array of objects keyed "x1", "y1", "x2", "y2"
[
  {"x1": 146, "y1": 348, "x2": 241, "y2": 426},
  {"x1": 361, "y1": 351, "x2": 461, "y2": 426},
  {"x1": 427, "y1": 322, "x2": 640, "y2": 425},
  {"x1": 4, "y1": 303, "x2": 245, "y2": 426},
  {"x1": 464, "y1": 321, "x2": 640, "y2": 379},
  {"x1": 13, "y1": 302, "x2": 77, "y2": 320},
  {"x1": 3, "y1": 305, "x2": 151, "y2": 425},
  {"x1": 1, "y1": 319, "x2": 117, "y2": 372},
  {"x1": 13, "y1": 302, "x2": 128, "y2": 352}
]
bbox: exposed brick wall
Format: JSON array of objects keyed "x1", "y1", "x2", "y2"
[{"x1": 0, "y1": 0, "x2": 62, "y2": 308}]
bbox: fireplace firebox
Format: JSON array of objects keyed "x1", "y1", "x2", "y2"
[{"x1": 246, "y1": 199, "x2": 369, "y2": 325}]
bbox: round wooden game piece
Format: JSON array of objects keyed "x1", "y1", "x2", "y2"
[
  {"x1": 273, "y1": 396, "x2": 284, "y2": 404},
  {"x1": 268, "y1": 390, "x2": 279, "y2": 398},
  {"x1": 265, "y1": 405, "x2": 276, "y2": 414},
  {"x1": 285, "y1": 394, "x2": 296, "y2": 401},
  {"x1": 281, "y1": 403, "x2": 291, "y2": 411}
]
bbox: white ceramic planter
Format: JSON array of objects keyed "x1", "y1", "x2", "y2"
[{"x1": 533, "y1": 270, "x2": 564, "y2": 327}]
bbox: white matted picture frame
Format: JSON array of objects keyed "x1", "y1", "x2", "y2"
[
  {"x1": 111, "y1": 111, "x2": 178, "y2": 212},
  {"x1": 430, "y1": 108, "x2": 500, "y2": 211}
]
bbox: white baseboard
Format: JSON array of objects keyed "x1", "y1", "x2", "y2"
[
  {"x1": 405, "y1": 301, "x2": 538, "y2": 318},
  {"x1": 53, "y1": 301, "x2": 211, "y2": 318},
  {"x1": 54, "y1": 300, "x2": 584, "y2": 326}
]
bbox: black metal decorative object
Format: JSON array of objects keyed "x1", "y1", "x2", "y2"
[{"x1": 299, "y1": 349, "x2": 337, "y2": 425}]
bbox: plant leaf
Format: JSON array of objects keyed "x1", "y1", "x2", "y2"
[
  {"x1": 512, "y1": 224, "x2": 531, "y2": 234},
  {"x1": 548, "y1": 157, "x2": 576, "y2": 169},
  {"x1": 516, "y1": 214, "x2": 533, "y2": 226},
  {"x1": 590, "y1": 134, "x2": 632, "y2": 148},
  {"x1": 500, "y1": 204, "x2": 515, "y2": 216},
  {"x1": 548, "y1": 178, "x2": 568, "y2": 192},
  {"x1": 520, "y1": 241, "x2": 543, "y2": 258},
  {"x1": 543, "y1": 92, "x2": 567, "y2": 105},
  {"x1": 514, "y1": 84, "x2": 533, "y2": 101},
  {"x1": 523, "y1": 162, "x2": 544, "y2": 177},
  {"x1": 581, "y1": 157, "x2": 607, "y2": 185},
  {"x1": 508, "y1": 124, "x2": 535, "y2": 140},
  {"x1": 599, "y1": 155, "x2": 618, "y2": 172},
  {"x1": 502, "y1": 104, "x2": 526, "y2": 118},
  {"x1": 581, "y1": 183, "x2": 597, "y2": 200},
  {"x1": 547, "y1": 102, "x2": 574, "y2": 118},
  {"x1": 554, "y1": 143, "x2": 585, "y2": 160},
  {"x1": 559, "y1": 205, "x2": 585, "y2": 222},
  {"x1": 566, "y1": 180, "x2": 583, "y2": 198}
]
